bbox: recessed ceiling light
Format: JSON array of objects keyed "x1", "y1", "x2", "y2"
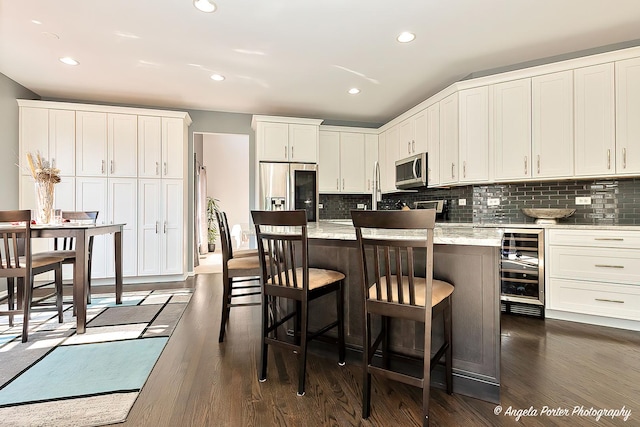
[
  {"x1": 397, "y1": 32, "x2": 416, "y2": 43},
  {"x1": 59, "y1": 57, "x2": 79, "y2": 66},
  {"x1": 348, "y1": 88, "x2": 360, "y2": 95},
  {"x1": 31, "y1": 20, "x2": 42, "y2": 25},
  {"x1": 211, "y1": 74, "x2": 225, "y2": 81},
  {"x1": 194, "y1": 0, "x2": 216, "y2": 13}
]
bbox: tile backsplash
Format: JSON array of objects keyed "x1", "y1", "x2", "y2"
[{"x1": 319, "y1": 177, "x2": 640, "y2": 225}]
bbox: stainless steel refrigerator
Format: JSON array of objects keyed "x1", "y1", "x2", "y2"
[{"x1": 259, "y1": 162, "x2": 318, "y2": 222}]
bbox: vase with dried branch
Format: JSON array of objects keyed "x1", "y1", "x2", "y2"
[{"x1": 25, "y1": 152, "x2": 61, "y2": 224}]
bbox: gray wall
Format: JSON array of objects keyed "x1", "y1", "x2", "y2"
[{"x1": 0, "y1": 73, "x2": 39, "y2": 210}]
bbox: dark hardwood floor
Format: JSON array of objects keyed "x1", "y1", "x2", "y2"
[{"x1": 108, "y1": 274, "x2": 640, "y2": 426}]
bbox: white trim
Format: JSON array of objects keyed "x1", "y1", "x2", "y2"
[
  {"x1": 251, "y1": 115, "x2": 323, "y2": 130},
  {"x1": 545, "y1": 309, "x2": 640, "y2": 332},
  {"x1": 319, "y1": 125, "x2": 379, "y2": 134}
]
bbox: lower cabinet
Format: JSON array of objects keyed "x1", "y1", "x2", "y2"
[
  {"x1": 547, "y1": 228, "x2": 640, "y2": 324},
  {"x1": 138, "y1": 179, "x2": 183, "y2": 276}
]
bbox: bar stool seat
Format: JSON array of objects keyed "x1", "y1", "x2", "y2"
[{"x1": 370, "y1": 276, "x2": 454, "y2": 307}]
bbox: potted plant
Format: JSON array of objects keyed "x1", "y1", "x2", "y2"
[{"x1": 206, "y1": 197, "x2": 220, "y2": 252}]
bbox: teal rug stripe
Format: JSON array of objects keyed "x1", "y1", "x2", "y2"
[{"x1": 0, "y1": 337, "x2": 168, "y2": 406}]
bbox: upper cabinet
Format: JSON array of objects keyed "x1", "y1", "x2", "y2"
[
  {"x1": 20, "y1": 107, "x2": 75, "y2": 176},
  {"x1": 76, "y1": 112, "x2": 137, "y2": 177},
  {"x1": 616, "y1": 56, "x2": 640, "y2": 175},
  {"x1": 339, "y1": 132, "x2": 366, "y2": 193},
  {"x1": 425, "y1": 103, "x2": 440, "y2": 186},
  {"x1": 574, "y1": 63, "x2": 615, "y2": 176},
  {"x1": 381, "y1": 125, "x2": 399, "y2": 192},
  {"x1": 319, "y1": 129, "x2": 373, "y2": 194},
  {"x1": 458, "y1": 87, "x2": 489, "y2": 183},
  {"x1": 398, "y1": 110, "x2": 427, "y2": 158},
  {"x1": 364, "y1": 134, "x2": 379, "y2": 193},
  {"x1": 492, "y1": 78, "x2": 532, "y2": 181},
  {"x1": 439, "y1": 92, "x2": 459, "y2": 185},
  {"x1": 253, "y1": 116, "x2": 323, "y2": 163},
  {"x1": 318, "y1": 131, "x2": 341, "y2": 192},
  {"x1": 531, "y1": 70, "x2": 574, "y2": 179}
]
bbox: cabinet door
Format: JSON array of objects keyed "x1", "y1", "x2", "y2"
[
  {"x1": 161, "y1": 179, "x2": 184, "y2": 275},
  {"x1": 257, "y1": 122, "x2": 289, "y2": 161},
  {"x1": 49, "y1": 109, "x2": 75, "y2": 176},
  {"x1": 20, "y1": 107, "x2": 49, "y2": 174},
  {"x1": 439, "y1": 92, "x2": 459, "y2": 185},
  {"x1": 398, "y1": 117, "x2": 415, "y2": 158},
  {"x1": 364, "y1": 134, "x2": 378, "y2": 193},
  {"x1": 76, "y1": 111, "x2": 108, "y2": 176},
  {"x1": 532, "y1": 71, "x2": 574, "y2": 178},
  {"x1": 616, "y1": 57, "x2": 640, "y2": 174},
  {"x1": 412, "y1": 109, "x2": 427, "y2": 155},
  {"x1": 340, "y1": 132, "x2": 365, "y2": 193},
  {"x1": 138, "y1": 179, "x2": 161, "y2": 276},
  {"x1": 138, "y1": 116, "x2": 162, "y2": 178},
  {"x1": 492, "y1": 78, "x2": 532, "y2": 181},
  {"x1": 162, "y1": 117, "x2": 184, "y2": 179},
  {"x1": 574, "y1": 63, "x2": 615, "y2": 176},
  {"x1": 459, "y1": 87, "x2": 489, "y2": 183},
  {"x1": 76, "y1": 177, "x2": 108, "y2": 278},
  {"x1": 425, "y1": 103, "x2": 440, "y2": 186},
  {"x1": 289, "y1": 124, "x2": 318, "y2": 163},
  {"x1": 108, "y1": 114, "x2": 137, "y2": 177},
  {"x1": 318, "y1": 131, "x2": 341, "y2": 193},
  {"x1": 107, "y1": 178, "x2": 137, "y2": 277},
  {"x1": 383, "y1": 125, "x2": 400, "y2": 192}
]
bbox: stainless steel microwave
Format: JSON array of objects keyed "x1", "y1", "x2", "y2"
[{"x1": 395, "y1": 152, "x2": 428, "y2": 189}]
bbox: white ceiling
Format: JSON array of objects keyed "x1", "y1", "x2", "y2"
[{"x1": 2, "y1": 0, "x2": 640, "y2": 125}]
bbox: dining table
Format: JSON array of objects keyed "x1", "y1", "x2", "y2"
[{"x1": 32, "y1": 222, "x2": 125, "y2": 334}]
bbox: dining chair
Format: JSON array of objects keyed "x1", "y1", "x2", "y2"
[
  {"x1": 0, "y1": 210, "x2": 65, "y2": 342},
  {"x1": 36, "y1": 211, "x2": 98, "y2": 308},
  {"x1": 251, "y1": 209, "x2": 346, "y2": 396},
  {"x1": 221, "y1": 211, "x2": 258, "y2": 258},
  {"x1": 351, "y1": 209, "x2": 454, "y2": 427},
  {"x1": 216, "y1": 210, "x2": 262, "y2": 342}
]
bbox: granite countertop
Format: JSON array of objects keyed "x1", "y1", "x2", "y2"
[{"x1": 310, "y1": 221, "x2": 504, "y2": 247}]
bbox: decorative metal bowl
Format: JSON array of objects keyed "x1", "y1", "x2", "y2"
[{"x1": 521, "y1": 208, "x2": 576, "y2": 224}]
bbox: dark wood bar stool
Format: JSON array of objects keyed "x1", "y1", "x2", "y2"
[
  {"x1": 252, "y1": 209, "x2": 346, "y2": 396},
  {"x1": 220, "y1": 211, "x2": 258, "y2": 258},
  {"x1": 216, "y1": 210, "x2": 262, "y2": 342},
  {"x1": 351, "y1": 209, "x2": 454, "y2": 427},
  {"x1": 0, "y1": 210, "x2": 65, "y2": 342}
]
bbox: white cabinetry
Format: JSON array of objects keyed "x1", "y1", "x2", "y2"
[
  {"x1": 138, "y1": 179, "x2": 183, "y2": 276},
  {"x1": 439, "y1": 92, "x2": 459, "y2": 185},
  {"x1": 574, "y1": 63, "x2": 615, "y2": 176},
  {"x1": 137, "y1": 116, "x2": 184, "y2": 179},
  {"x1": 616, "y1": 56, "x2": 640, "y2": 175},
  {"x1": 254, "y1": 116, "x2": 323, "y2": 163},
  {"x1": 381, "y1": 125, "x2": 399, "y2": 193},
  {"x1": 458, "y1": 87, "x2": 489, "y2": 183},
  {"x1": 20, "y1": 107, "x2": 75, "y2": 176},
  {"x1": 398, "y1": 110, "x2": 427, "y2": 158},
  {"x1": 425, "y1": 103, "x2": 440, "y2": 186},
  {"x1": 76, "y1": 112, "x2": 137, "y2": 177},
  {"x1": 318, "y1": 130, "x2": 367, "y2": 193},
  {"x1": 492, "y1": 78, "x2": 532, "y2": 181},
  {"x1": 547, "y1": 228, "x2": 640, "y2": 327},
  {"x1": 364, "y1": 134, "x2": 378, "y2": 193},
  {"x1": 532, "y1": 71, "x2": 574, "y2": 178}
]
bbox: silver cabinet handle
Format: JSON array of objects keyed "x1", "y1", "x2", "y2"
[
  {"x1": 367, "y1": 179, "x2": 370, "y2": 191},
  {"x1": 451, "y1": 162, "x2": 455, "y2": 179},
  {"x1": 524, "y1": 156, "x2": 528, "y2": 174},
  {"x1": 623, "y1": 147, "x2": 627, "y2": 169},
  {"x1": 595, "y1": 298, "x2": 624, "y2": 304},
  {"x1": 164, "y1": 162, "x2": 168, "y2": 176},
  {"x1": 463, "y1": 161, "x2": 466, "y2": 178},
  {"x1": 342, "y1": 178, "x2": 345, "y2": 190},
  {"x1": 101, "y1": 160, "x2": 105, "y2": 174},
  {"x1": 595, "y1": 264, "x2": 624, "y2": 269},
  {"x1": 428, "y1": 168, "x2": 432, "y2": 183},
  {"x1": 336, "y1": 178, "x2": 339, "y2": 190},
  {"x1": 110, "y1": 160, "x2": 114, "y2": 174},
  {"x1": 607, "y1": 149, "x2": 611, "y2": 170},
  {"x1": 285, "y1": 146, "x2": 287, "y2": 159},
  {"x1": 595, "y1": 237, "x2": 623, "y2": 241},
  {"x1": 156, "y1": 161, "x2": 159, "y2": 176},
  {"x1": 155, "y1": 221, "x2": 159, "y2": 234},
  {"x1": 291, "y1": 146, "x2": 294, "y2": 159},
  {"x1": 164, "y1": 221, "x2": 167, "y2": 233},
  {"x1": 412, "y1": 140, "x2": 415, "y2": 152},
  {"x1": 51, "y1": 158, "x2": 56, "y2": 168},
  {"x1": 408, "y1": 141, "x2": 411, "y2": 154},
  {"x1": 537, "y1": 155, "x2": 540, "y2": 174}
]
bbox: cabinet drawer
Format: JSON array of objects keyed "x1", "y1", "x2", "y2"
[
  {"x1": 548, "y1": 278, "x2": 640, "y2": 321},
  {"x1": 547, "y1": 228, "x2": 640, "y2": 248},
  {"x1": 549, "y1": 246, "x2": 640, "y2": 285}
]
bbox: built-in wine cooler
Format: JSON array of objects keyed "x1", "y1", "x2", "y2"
[{"x1": 500, "y1": 229, "x2": 545, "y2": 318}]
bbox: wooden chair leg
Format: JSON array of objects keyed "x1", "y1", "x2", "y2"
[
  {"x1": 21, "y1": 276, "x2": 32, "y2": 343},
  {"x1": 297, "y1": 300, "x2": 309, "y2": 396},
  {"x1": 259, "y1": 294, "x2": 269, "y2": 382},
  {"x1": 362, "y1": 311, "x2": 372, "y2": 419},
  {"x1": 444, "y1": 297, "x2": 453, "y2": 395},
  {"x1": 337, "y1": 282, "x2": 346, "y2": 365},
  {"x1": 382, "y1": 315, "x2": 390, "y2": 369},
  {"x1": 422, "y1": 312, "x2": 434, "y2": 427},
  {"x1": 55, "y1": 264, "x2": 64, "y2": 323},
  {"x1": 7, "y1": 278, "x2": 15, "y2": 327},
  {"x1": 219, "y1": 275, "x2": 231, "y2": 342},
  {"x1": 294, "y1": 301, "x2": 301, "y2": 346}
]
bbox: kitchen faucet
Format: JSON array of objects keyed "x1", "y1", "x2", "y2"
[{"x1": 372, "y1": 161, "x2": 381, "y2": 210}]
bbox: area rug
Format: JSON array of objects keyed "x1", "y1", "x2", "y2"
[{"x1": 0, "y1": 288, "x2": 192, "y2": 427}]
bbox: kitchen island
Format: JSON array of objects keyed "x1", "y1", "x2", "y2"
[{"x1": 305, "y1": 220, "x2": 503, "y2": 403}]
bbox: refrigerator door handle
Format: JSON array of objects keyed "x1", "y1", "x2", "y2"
[{"x1": 286, "y1": 167, "x2": 292, "y2": 210}]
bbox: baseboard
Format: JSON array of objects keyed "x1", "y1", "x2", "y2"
[{"x1": 545, "y1": 309, "x2": 640, "y2": 332}]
